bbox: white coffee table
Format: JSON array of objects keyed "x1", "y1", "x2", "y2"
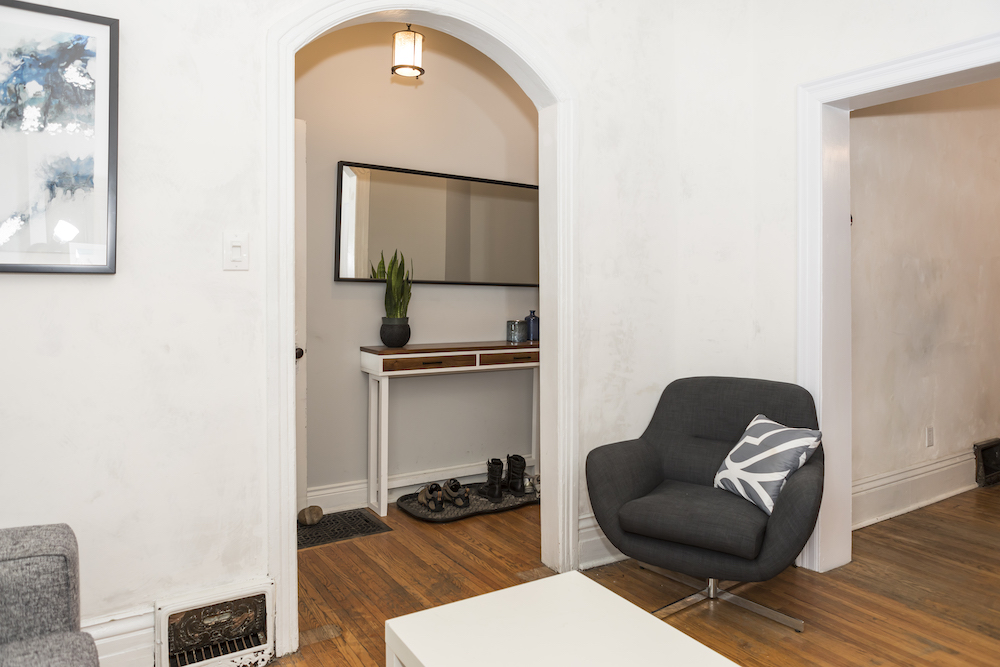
[{"x1": 385, "y1": 570, "x2": 738, "y2": 666}]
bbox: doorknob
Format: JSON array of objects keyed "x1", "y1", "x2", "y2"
[{"x1": 295, "y1": 347, "x2": 305, "y2": 359}]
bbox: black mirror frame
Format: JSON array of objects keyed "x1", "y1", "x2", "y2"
[{"x1": 334, "y1": 161, "x2": 539, "y2": 288}]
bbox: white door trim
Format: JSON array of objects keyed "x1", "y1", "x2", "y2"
[
  {"x1": 265, "y1": 1, "x2": 578, "y2": 655},
  {"x1": 796, "y1": 32, "x2": 1000, "y2": 573}
]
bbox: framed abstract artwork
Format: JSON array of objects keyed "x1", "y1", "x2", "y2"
[{"x1": 0, "y1": 0, "x2": 118, "y2": 273}]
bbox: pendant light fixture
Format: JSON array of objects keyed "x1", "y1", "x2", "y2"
[{"x1": 392, "y1": 24, "x2": 424, "y2": 78}]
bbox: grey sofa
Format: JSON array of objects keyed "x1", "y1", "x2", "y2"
[
  {"x1": 586, "y1": 376, "x2": 824, "y2": 630},
  {"x1": 0, "y1": 524, "x2": 100, "y2": 666}
]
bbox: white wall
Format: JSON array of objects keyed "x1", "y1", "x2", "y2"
[
  {"x1": 849, "y1": 78, "x2": 1000, "y2": 526},
  {"x1": 3, "y1": 0, "x2": 1000, "y2": 661},
  {"x1": 295, "y1": 23, "x2": 540, "y2": 501}
]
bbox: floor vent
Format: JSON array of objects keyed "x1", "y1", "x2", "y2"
[
  {"x1": 974, "y1": 438, "x2": 1000, "y2": 487},
  {"x1": 156, "y1": 581, "x2": 273, "y2": 667}
]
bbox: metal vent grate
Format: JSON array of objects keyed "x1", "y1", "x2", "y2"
[
  {"x1": 974, "y1": 438, "x2": 1000, "y2": 487},
  {"x1": 297, "y1": 508, "x2": 391, "y2": 549},
  {"x1": 167, "y1": 594, "x2": 267, "y2": 667},
  {"x1": 170, "y1": 633, "x2": 265, "y2": 667}
]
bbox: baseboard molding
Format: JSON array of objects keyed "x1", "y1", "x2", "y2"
[
  {"x1": 577, "y1": 513, "x2": 625, "y2": 570},
  {"x1": 83, "y1": 609, "x2": 154, "y2": 667},
  {"x1": 852, "y1": 452, "x2": 977, "y2": 530},
  {"x1": 83, "y1": 578, "x2": 276, "y2": 667},
  {"x1": 306, "y1": 480, "x2": 369, "y2": 514},
  {"x1": 306, "y1": 458, "x2": 537, "y2": 514}
]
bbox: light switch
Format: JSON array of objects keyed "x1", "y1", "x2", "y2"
[{"x1": 224, "y1": 231, "x2": 249, "y2": 270}]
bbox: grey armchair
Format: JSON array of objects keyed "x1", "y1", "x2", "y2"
[
  {"x1": 586, "y1": 376, "x2": 824, "y2": 631},
  {"x1": 0, "y1": 524, "x2": 100, "y2": 666}
]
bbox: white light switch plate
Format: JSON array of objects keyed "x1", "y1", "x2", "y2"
[{"x1": 224, "y1": 231, "x2": 249, "y2": 270}]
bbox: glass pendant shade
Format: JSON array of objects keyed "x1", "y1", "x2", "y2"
[{"x1": 392, "y1": 26, "x2": 424, "y2": 77}]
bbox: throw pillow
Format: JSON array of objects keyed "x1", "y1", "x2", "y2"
[{"x1": 714, "y1": 414, "x2": 822, "y2": 515}]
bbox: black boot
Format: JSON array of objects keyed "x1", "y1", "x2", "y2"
[
  {"x1": 477, "y1": 458, "x2": 504, "y2": 503},
  {"x1": 504, "y1": 454, "x2": 527, "y2": 496}
]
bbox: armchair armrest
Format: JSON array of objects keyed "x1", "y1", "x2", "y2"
[
  {"x1": 0, "y1": 524, "x2": 81, "y2": 645},
  {"x1": 586, "y1": 438, "x2": 663, "y2": 548},
  {"x1": 754, "y1": 447, "x2": 825, "y2": 580}
]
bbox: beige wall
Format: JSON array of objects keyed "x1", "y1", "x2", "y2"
[
  {"x1": 851, "y1": 78, "x2": 1000, "y2": 482},
  {"x1": 296, "y1": 23, "x2": 539, "y2": 494},
  {"x1": 469, "y1": 183, "x2": 539, "y2": 284},
  {"x1": 3, "y1": 0, "x2": 1000, "y2": 639},
  {"x1": 445, "y1": 180, "x2": 472, "y2": 282},
  {"x1": 367, "y1": 170, "x2": 447, "y2": 276}
]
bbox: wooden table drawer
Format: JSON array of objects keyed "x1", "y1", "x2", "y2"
[
  {"x1": 480, "y1": 351, "x2": 539, "y2": 366},
  {"x1": 383, "y1": 355, "x2": 477, "y2": 372}
]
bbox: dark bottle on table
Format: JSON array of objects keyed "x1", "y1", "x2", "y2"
[{"x1": 526, "y1": 310, "x2": 539, "y2": 341}]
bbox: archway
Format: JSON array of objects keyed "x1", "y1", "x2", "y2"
[{"x1": 265, "y1": 1, "x2": 577, "y2": 655}]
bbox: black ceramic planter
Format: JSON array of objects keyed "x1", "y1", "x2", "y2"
[{"x1": 380, "y1": 317, "x2": 410, "y2": 348}]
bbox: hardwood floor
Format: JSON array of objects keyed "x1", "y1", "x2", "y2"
[{"x1": 274, "y1": 485, "x2": 1000, "y2": 666}]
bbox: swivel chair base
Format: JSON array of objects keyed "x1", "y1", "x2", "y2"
[{"x1": 639, "y1": 562, "x2": 804, "y2": 632}]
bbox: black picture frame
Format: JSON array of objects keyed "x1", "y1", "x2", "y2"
[{"x1": 0, "y1": 0, "x2": 119, "y2": 273}]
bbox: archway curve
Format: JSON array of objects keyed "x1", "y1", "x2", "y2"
[{"x1": 265, "y1": 1, "x2": 578, "y2": 655}]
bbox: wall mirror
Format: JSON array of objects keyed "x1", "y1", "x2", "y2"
[{"x1": 335, "y1": 161, "x2": 539, "y2": 286}]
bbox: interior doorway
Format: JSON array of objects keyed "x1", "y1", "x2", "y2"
[
  {"x1": 294, "y1": 21, "x2": 541, "y2": 521},
  {"x1": 848, "y1": 78, "x2": 1000, "y2": 530},
  {"x1": 266, "y1": 2, "x2": 577, "y2": 656},
  {"x1": 796, "y1": 32, "x2": 1000, "y2": 574}
]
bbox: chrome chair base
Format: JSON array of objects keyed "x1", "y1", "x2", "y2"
[{"x1": 639, "y1": 562, "x2": 805, "y2": 632}]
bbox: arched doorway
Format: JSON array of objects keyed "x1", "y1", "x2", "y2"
[{"x1": 265, "y1": 1, "x2": 577, "y2": 655}]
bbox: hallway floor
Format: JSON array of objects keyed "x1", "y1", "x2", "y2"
[{"x1": 274, "y1": 484, "x2": 1000, "y2": 666}]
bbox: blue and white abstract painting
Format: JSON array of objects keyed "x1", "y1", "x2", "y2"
[{"x1": 0, "y1": 6, "x2": 112, "y2": 269}]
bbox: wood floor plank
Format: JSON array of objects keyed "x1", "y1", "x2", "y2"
[{"x1": 274, "y1": 486, "x2": 1000, "y2": 666}]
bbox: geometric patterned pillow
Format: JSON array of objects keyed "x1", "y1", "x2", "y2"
[{"x1": 713, "y1": 414, "x2": 822, "y2": 515}]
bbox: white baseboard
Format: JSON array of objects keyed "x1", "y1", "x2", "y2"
[
  {"x1": 306, "y1": 459, "x2": 537, "y2": 514},
  {"x1": 83, "y1": 578, "x2": 276, "y2": 667},
  {"x1": 84, "y1": 609, "x2": 154, "y2": 667},
  {"x1": 577, "y1": 513, "x2": 625, "y2": 570},
  {"x1": 306, "y1": 480, "x2": 369, "y2": 514},
  {"x1": 852, "y1": 452, "x2": 977, "y2": 530}
]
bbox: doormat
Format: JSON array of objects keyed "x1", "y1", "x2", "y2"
[
  {"x1": 396, "y1": 482, "x2": 539, "y2": 523},
  {"x1": 297, "y1": 509, "x2": 391, "y2": 550}
]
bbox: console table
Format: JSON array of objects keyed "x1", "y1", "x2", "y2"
[{"x1": 361, "y1": 341, "x2": 540, "y2": 516}]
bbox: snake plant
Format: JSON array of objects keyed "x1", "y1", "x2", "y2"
[{"x1": 370, "y1": 250, "x2": 412, "y2": 318}]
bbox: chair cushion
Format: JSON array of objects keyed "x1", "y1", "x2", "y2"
[
  {"x1": 714, "y1": 414, "x2": 822, "y2": 515},
  {"x1": 618, "y1": 479, "x2": 769, "y2": 559}
]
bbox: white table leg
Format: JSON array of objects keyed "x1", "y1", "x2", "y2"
[
  {"x1": 378, "y1": 376, "x2": 390, "y2": 516},
  {"x1": 368, "y1": 376, "x2": 379, "y2": 514},
  {"x1": 531, "y1": 366, "x2": 540, "y2": 478},
  {"x1": 386, "y1": 646, "x2": 405, "y2": 667}
]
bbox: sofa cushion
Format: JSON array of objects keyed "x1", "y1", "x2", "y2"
[
  {"x1": 714, "y1": 414, "x2": 822, "y2": 515},
  {"x1": 0, "y1": 631, "x2": 99, "y2": 667},
  {"x1": 618, "y1": 479, "x2": 769, "y2": 559}
]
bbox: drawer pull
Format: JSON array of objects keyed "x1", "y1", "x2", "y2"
[
  {"x1": 513, "y1": 355, "x2": 531, "y2": 360},
  {"x1": 422, "y1": 360, "x2": 444, "y2": 365}
]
